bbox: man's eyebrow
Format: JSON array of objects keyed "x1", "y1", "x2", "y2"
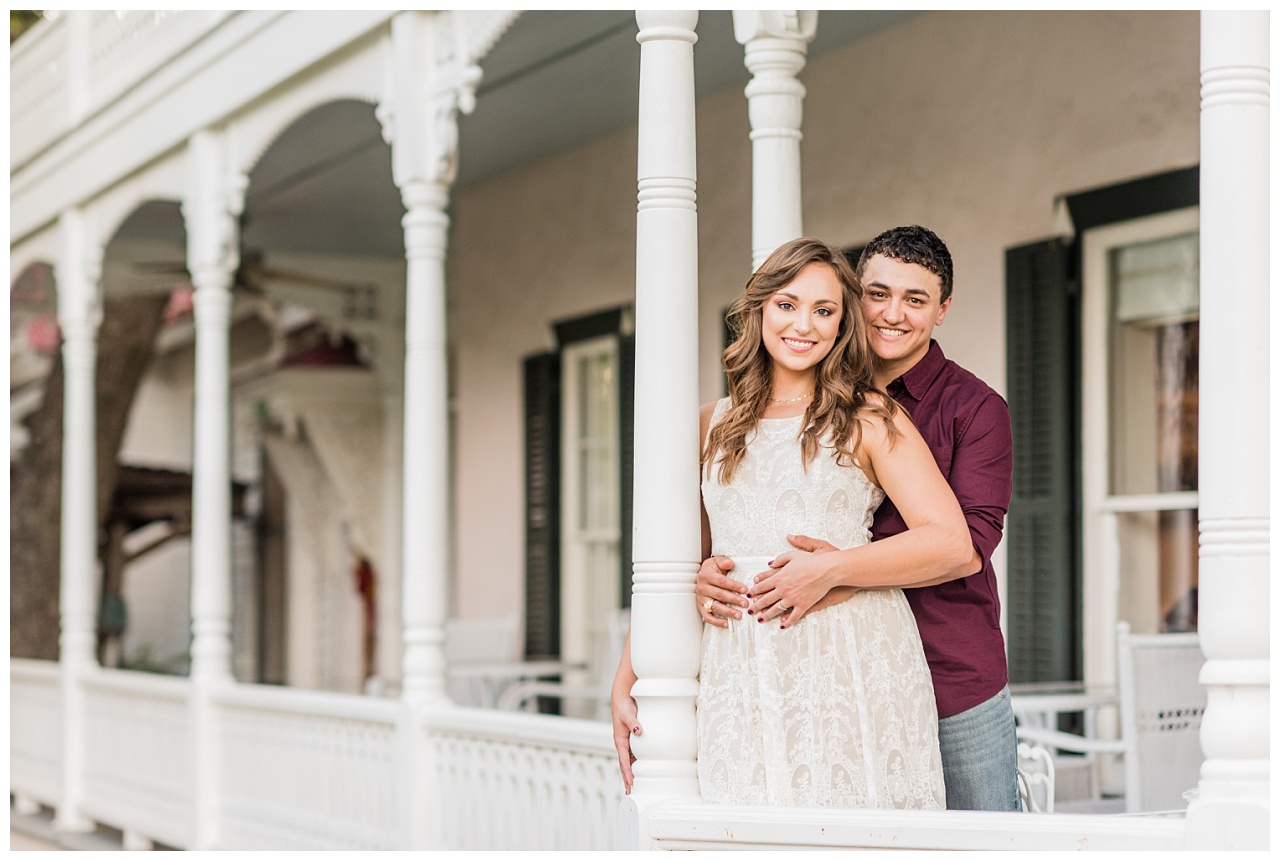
[{"x1": 865, "y1": 281, "x2": 932, "y2": 298}]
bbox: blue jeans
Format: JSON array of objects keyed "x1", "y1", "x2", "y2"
[{"x1": 937, "y1": 686, "x2": 1021, "y2": 810}]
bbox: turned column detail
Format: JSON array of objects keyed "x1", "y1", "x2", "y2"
[
  {"x1": 1187, "y1": 11, "x2": 1270, "y2": 850},
  {"x1": 54, "y1": 207, "x2": 103, "y2": 834},
  {"x1": 182, "y1": 127, "x2": 246, "y2": 850},
  {"x1": 183, "y1": 129, "x2": 246, "y2": 687},
  {"x1": 734, "y1": 10, "x2": 816, "y2": 270},
  {"x1": 381, "y1": 10, "x2": 482, "y2": 707},
  {"x1": 622, "y1": 12, "x2": 703, "y2": 848}
]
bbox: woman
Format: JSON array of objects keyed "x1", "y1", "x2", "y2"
[{"x1": 612, "y1": 238, "x2": 971, "y2": 809}]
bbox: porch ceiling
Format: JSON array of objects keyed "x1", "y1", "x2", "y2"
[
  {"x1": 107, "y1": 11, "x2": 920, "y2": 270},
  {"x1": 459, "y1": 10, "x2": 920, "y2": 189}
]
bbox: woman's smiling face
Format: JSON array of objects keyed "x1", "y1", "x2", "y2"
[{"x1": 760, "y1": 261, "x2": 844, "y2": 383}]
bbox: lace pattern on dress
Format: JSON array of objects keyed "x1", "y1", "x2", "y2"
[{"x1": 698, "y1": 398, "x2": 945, "y2": 809}]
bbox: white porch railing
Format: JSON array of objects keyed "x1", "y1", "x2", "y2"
[
  {"x1": 11, "y1": 660, "x2": 1205, "y2": 850},
  {"x1": 9, "y1": 661, "x2": 620, "y2": 850},
  {"x1": 214, "y1": 684, "x2": 403, "y2": 849},
  {"x1": 10, "y1": 659, "x2": 63, "y2": 808},
  {"x1": 424, "y1": 708, "x2": 621, "y2": 850},
  {"x1": 9, "y1": 11, "x2": 228, "y2": 169},
  {"x1": 80, "y1": 669, "x2": 193, "y2": 848},
  {"x1": 9, "y1": 14, "x2": 71, "y2": 169}
]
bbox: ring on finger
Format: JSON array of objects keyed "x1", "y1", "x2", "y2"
[{"x1": 703, "y1": 598, "x2": 714, "y2": 612}]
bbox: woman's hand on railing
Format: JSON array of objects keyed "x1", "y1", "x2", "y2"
[
  {"x1": 611, "y1": 686, "x2": 639, "y2": 794},
  {"x1": 610, "y1": 636, "x2": 640, "y2": 794}
]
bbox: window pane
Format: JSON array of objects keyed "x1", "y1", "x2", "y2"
[
  {"x1": 1108, "y1": 233, "x2": 1199, "y2": 496},
  {"x1": 573, "y1": 350, "x2": 618, "y2": 531},
  {"x1": 1116, "y1": 508, "x2": 1199, "y2": 634}
]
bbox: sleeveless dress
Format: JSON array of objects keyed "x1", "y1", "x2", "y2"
[{"x1": 697, "y1": 398, "x2": 946, "y2": 809}]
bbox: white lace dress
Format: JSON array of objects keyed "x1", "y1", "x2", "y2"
[{"x1": 697, "y1": 398, "x2": 945, "y2": 809}]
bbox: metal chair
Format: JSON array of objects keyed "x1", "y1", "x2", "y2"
[
  {"x1": 1017, "y1": 742, "x2": 1056, "y2": 813},
  {"x1": 1017, "y1": 622, "x2": 1206, "y2": 813},
  {"x1": 497, "y1": 608, "x2": 630, "y2": 721},
  {"x1": 444, "y1": 614, "x2": 521, "y2": 706}
]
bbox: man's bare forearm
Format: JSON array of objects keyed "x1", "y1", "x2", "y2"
[{"x1": 817, "y1": 528, "x2": 977, "y2": 591}]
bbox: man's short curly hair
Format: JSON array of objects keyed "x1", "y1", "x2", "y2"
[{"x1": 855, "y1": 225, "x2": 954, "y2": 304}]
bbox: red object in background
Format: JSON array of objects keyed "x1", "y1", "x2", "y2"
[
  {"x1": 25, "y1": 315, "x2": 61, "y2": 354},
  {"x1": 284, "y1": 334, "x2": 365, "y2": 367},
  {"x1": 354, "y1": 557, "x2": 377, "y2": 682},
  {"x1": 164, "y1": 286, "x2": 195, "y2": 321}
]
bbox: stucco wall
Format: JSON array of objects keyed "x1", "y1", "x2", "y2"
[
  {"x1": 448, "y1": 10, "x2": 1200, "y2": 621},
  {"x1": 797, "y1": 10, "x2": 1200, "y2": 392}
]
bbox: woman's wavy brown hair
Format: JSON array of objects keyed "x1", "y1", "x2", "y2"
[{"x1": 702, "y1": 237, "x2": 900, "y2": 484}]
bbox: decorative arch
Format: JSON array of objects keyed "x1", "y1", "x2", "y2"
[
  {"x1": 238, "y1": 97, "x2": 402, "y2": 261},
  {"x1": 91, "y1": 147, "x2": 186, "y2": 250},
  {"x1": 228, "y1": 28, "x2": 389, "y2": 179}
]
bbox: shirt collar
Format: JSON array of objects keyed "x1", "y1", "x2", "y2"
[{"x1": 886, "y1": 339, "x2": 946, "y2": 402}]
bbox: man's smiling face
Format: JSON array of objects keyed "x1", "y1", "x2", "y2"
[{"x1": 860, "y1": 254, "x2": 951, "y2": 380}]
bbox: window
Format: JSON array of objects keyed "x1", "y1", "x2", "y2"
[
  {"x1": 522, "y1": 307, "x2": 634, "y2": 714},
  {"x1": 1082, "y1": 207, "x2": 1200, "y2": 676},
  {"x1": 1005, "y1": 167, "x2": 1199, "y2": 685},
  {"x1": 559, "y1": 334, "x2": 621, "y2": 713}
]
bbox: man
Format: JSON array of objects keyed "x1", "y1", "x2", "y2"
[{"x1": 697, "y1": 225, "x2": 1018, "y2": 811}]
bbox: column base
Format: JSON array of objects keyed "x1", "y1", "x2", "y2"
[
  {"x1": 12, "y1": 793, "x2": 41, "y2": 816},
  {"x1": 123, "y1": 829, "x2": 155, "y2": 850},
  {"x1": 53, "y1": 809, "x2": 94, "y2": 834},
  {"x1": 1185, "y1": 796, "x2": 1269, "y2": 850}
]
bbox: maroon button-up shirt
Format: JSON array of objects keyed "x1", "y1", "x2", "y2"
[{"x1": 873, "y1": 340, "x2": 1014, "y2": 718}]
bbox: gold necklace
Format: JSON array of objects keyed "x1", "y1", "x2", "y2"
[{"x1": 771, "y1": 390, "x2": 813, "y2": 405}]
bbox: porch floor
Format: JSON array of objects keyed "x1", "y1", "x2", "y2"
[
  {"x1": 9, "y1": 806, "x2": 126, "y2": 852},
  {"x1": 1054, "y1": 797, "x2": 1127, "y2": 815}
]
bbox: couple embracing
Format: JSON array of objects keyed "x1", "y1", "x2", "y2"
[{"x1": 612, "y1": 225, "x2": 1019, "y2": 812}]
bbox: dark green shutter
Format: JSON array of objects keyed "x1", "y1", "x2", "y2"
[
  {"x1": 618, "y1": 331, "x2": 635, "y2": 608},
  {"x1": 1005, "y1": 238, "x2": 1081, "y2": 683},
  {"x1": 523, "y1": 351, "x2": 561, "y2": 660}
]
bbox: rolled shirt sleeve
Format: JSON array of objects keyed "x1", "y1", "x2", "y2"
[{"x1": 949, "y1": 393, "x2": 1013, "y2": 569}]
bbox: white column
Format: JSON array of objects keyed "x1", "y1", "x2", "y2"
[
  {"x1": 397, "y1": 177, "x2": 452, "y2": 707},
  {"x1": 184, "y1": 129, "x2": 244, "y2": 685},
  {"x1": 54, "y1": 207, "x2": 102, "y2": 834},
  {"x1": 379, "y1": 11, "x2": 482, "y2": 849},
  {"x1": 382, "y1": 10, "x2": 480, "y2": 709},
  {"x1": 182, "y1": 128, "x2": 245, "y2": 849},
  {"x1": 620, "y1": 10, "x2": 703, "y2": 850},
  {"x1": 734, "y1": 10, "x2": 817, "y2": 270},
  {"x1": 1187, "y1": 11, "x2": 1269, "y2": 850}
]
